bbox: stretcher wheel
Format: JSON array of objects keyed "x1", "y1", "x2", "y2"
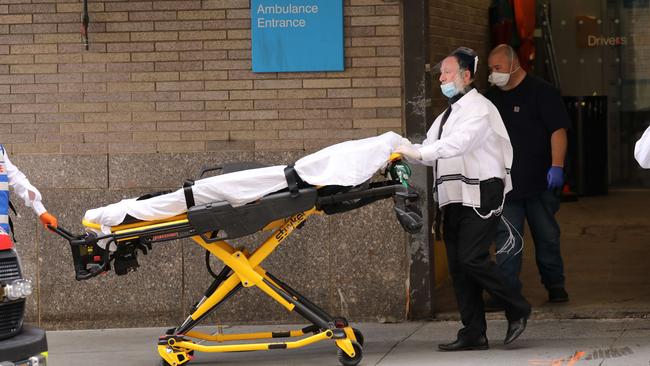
[
  {"x1": 352, "y1": 328, "x2": 365, "y2": 347},
  {"x1": 337, "y1": 341, "x2": 363, "y2": 366}
]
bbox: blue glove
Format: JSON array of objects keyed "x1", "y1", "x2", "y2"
[{"x1": 547, "y1": 166, "x2": 564, "y2": 190}]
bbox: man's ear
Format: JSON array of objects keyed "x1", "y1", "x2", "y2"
[{"x1": 463, "y1": 69, "x2": 472, "y2": 84}]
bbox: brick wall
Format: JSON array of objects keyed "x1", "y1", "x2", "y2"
[
  {"x1": 1, "y1": 0, "x2": 411, "y2": 329},
  {"x1": 429, "y1": 0, "x2": 491, "y2": 113},
  {"x1": 0, "y1": 0, "x2": 403, "y2": 156}
]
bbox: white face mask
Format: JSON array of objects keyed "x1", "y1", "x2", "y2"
[
  {"x1": 488, "y1": 53, "x2": 520, "y2": 88},
  {"x1": 488, "y1": 71, "x2": 511, "y2": 87}
]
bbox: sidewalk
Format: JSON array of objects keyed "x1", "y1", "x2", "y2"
[{"x1": 47, "y1": 318, "x2": 650, "y2": 366}]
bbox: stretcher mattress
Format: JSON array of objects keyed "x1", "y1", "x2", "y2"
[{"x1": 84, "y1": 132, "x2": 403, "y2": 232}]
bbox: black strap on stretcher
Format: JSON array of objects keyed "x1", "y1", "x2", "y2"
[
  {"x1": 284, "y1": 164, "x2": 301, "y2": 198},
  {"x1": 184, "y1": 180, "x2": 195, "y2": 209}
]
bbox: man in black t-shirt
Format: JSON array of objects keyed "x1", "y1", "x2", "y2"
[{"x1": 485, "y1": 44, "x2": 570, "y2": 304}]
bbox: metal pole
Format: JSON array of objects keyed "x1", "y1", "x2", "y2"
[{"x1": 81, "y1": 0, "x2": 89, "y2": 50}]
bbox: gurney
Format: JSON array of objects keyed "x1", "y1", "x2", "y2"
[{"x1": 51, "y1": 133, "x2": 423, "y2": 366}]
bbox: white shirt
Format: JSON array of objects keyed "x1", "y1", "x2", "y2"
[
  {"x1": 412, "y1": 88, "x2": 513, "y2": 208},
  {"x1": 635, "y1": 125, "x2": 650, "y2": 168},
  {"x1": 2, "y1": 149, "x2": 46, "y2": 216}
]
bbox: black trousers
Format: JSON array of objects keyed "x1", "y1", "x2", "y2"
[{"x1": 443, "y1": 179, "x2": 531, "y2": 340}]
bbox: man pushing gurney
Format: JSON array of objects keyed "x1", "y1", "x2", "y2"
[{"x1": 51, "y1": 132, "x2": 422, "y2": 366}]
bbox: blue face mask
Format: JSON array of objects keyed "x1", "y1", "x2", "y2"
[{"x1": 440, "y1": 82, "x2": 458, "y2": 98}]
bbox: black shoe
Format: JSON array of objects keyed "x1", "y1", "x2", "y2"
[
  {"x1": 438, "y1": 335, "x2": 489, "y2": 351},
  {"x1": 548, "y1": 287, "x2": 569, "y2": 303},
  {"x1": 504, "y1": 317, "x2": 527, "y2": 345},
  {"x1": 484, "y1": 296, "x2": 504, "y2": 312}
]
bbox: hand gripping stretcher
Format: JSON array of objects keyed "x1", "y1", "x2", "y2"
[{"x1": 52, "y1": 151, "x2": 422, "y2": 366}]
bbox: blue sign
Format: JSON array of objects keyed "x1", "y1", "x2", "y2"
[{"x1": 251, "y1": 0, "x2": 344, "y2": 73}]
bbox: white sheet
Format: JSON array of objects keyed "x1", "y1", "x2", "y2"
[
  {"x1": 84, "y1": 132, "x2": 403, "y2": 233},
  {"x1": 294, "y1": 132, "x2": 402, "y2": 186}
]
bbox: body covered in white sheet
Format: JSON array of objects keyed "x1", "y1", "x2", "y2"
[{"x1": 85, "y1": 132, "x2": 403, "y2": 233}]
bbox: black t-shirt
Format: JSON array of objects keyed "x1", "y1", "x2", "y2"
[{"x1": 485, "y1": 75, "x2": 570, "y2": 199}]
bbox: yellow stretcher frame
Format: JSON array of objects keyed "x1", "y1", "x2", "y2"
[
  {"x1": 84, "y1": 207, "x2": 363, "y2": 366},
  {"x1": 68, "y1": 154, "x2": 421, "y2": 366}
]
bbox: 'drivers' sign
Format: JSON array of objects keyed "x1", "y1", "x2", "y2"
[{"x1": 251, "y1": 0, "x2": 344, "y2": 72}]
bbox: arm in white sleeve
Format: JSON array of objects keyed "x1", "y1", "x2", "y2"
[
  {"x1": 401, "y1": 119, "x2": 441, "y2": 167},
  {"x1": 418, "y1": 113, "x2": 489, "y2": 162},
  {"x1": 3, "y1": 150, "x2": 47, "y2": 216},
  {"x1": 401, "y1": 141, "x2": 437, "y2": 167},
  {"x1": 635, "y1": 126, "x2": 650, "y2": 169}
]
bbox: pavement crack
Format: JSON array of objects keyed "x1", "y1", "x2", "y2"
[{"x1": 374, "y1": 322, "x2": 426, "y2": 366}]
